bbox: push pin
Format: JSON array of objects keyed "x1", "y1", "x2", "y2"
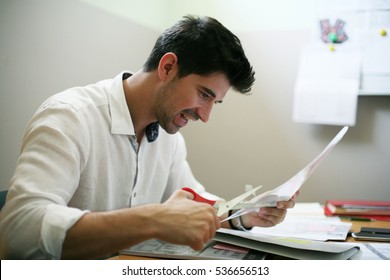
[
  {"x1": 329, "y1": 43, "x2": 335, "y2": 52},
  {"x1": 379, "y1": 28, "x2": 387, "y2": 37},
  {"x1": 328, "y1": 32, "x2": 338, "y2": 43}
]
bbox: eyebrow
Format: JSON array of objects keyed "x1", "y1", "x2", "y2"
[{"x1": 199, "y1": 86, "x2": 216, "y2": 98}]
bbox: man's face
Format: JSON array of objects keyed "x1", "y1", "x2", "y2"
[{"x1": 154, "y1": 72, "x2": 230, "y2": 134}]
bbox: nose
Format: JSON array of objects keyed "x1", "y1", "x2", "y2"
[{"x1": 196, "y1": 103, "x2": 213, "y2": 123}]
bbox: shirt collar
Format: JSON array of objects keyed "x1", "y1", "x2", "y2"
[
  {"x1": 108, "y1": 71, "x2": 136, "y2": 136},
  {"x1": 107, "y1": 71, "x2": 160, "y2": 142}
]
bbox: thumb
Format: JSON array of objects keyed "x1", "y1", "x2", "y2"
[
  {"x1": 167, "y1": 188, "x2": 194, "y2": 203},
  {"x1": 179, "y1": 188, "x2": 195, "y2": 200}
]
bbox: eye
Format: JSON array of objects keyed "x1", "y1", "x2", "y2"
[
  {"x1": 214, "y1": 100, "x2": 223, "y2": 105},
  {"x1": 199, "y1": 90, "x2": 211, "y2": 100}
]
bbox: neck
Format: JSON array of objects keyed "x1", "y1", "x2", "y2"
[{"x1": 123, "y1": 70, "x2": 158, "y2": 140}]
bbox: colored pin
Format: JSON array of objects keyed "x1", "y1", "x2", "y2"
[{"x1": 328, "y1": 32, "x2": 338, "y2": 43}]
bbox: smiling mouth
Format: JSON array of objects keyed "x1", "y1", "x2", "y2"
[
  {"x1": 175, "y1": 111, "x2": 199, "y2": 128},
  {"x1": 184, "y1": 110, "x2": 200, "y2": 122},
  {"x1": 180, "y1": 113, "x2": 189, "y2": 124}
]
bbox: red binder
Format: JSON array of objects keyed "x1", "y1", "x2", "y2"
[{"x1": 324, "y1": 200, "x2": 390, "y2": 221}]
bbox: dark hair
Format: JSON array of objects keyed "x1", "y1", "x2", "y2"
[{"x1": 143, "y1": 15, "x2": 255, "y2": 94}]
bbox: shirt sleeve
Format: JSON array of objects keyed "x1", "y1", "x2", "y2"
[{"x1": 0, "y1": 101, "x2": 89, "y2": 259}]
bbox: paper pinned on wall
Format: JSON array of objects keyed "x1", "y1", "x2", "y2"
[{"x1": 292, "y1": 44, "x2": 362, "y2": 126}]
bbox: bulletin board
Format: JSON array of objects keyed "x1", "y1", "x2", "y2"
[{"x1": 293, "y1": 0, "x2": 390, "y2": 126}]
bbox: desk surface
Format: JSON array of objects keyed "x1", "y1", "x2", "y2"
[{"x1": 109, "y1": 220, "x2": 390, "y2": 260}]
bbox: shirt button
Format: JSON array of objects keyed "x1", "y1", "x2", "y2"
[{"x1": 133, "y1": 192, "x2": 137, "y2": 198}]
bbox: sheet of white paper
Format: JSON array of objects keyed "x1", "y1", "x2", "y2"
[
  {"x1": 351, "y1": 242, "x2": 390, "y2": 260},
  {"x1": 284, "y1": 202, "x2": 341, "y2": 222},
  {"x1": 286, "y1": 202, "x2": 327, "y2": 218},
  {"x1": 293, "y1": 45, "x2": 361, "y2": 126},
  {"x1": 360, "y1": 29, "x2": 390, "y2": 75},
  {"x1": 251, "y1": 217, "x2": 351, "y2": 241},
  {"x1": 224, "y1": 126, "x2": 348, "y2": 222}
]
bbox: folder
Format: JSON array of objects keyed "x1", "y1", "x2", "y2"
[
  {"x1": 324, "y1": 200, "x2": 390, "y2": 221},
  {"x1": 213, "y1": 228, "x2": 361, "y2": 260}
]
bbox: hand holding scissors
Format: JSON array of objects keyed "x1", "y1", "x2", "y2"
[{"x1": 181, "y1": 186, "x2": 262, "y2": 217}]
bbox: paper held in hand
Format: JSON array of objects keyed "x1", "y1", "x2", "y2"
[{"x1": 224, "y1": 126, "x2": 349, "y2": 222}]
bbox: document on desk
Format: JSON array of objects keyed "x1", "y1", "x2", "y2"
[
  {"x1": 251, "y1": 202, "x2": 352, "y2": 241},
  {"x1": 225, "y1": 126, "x2": 348, "y2": 221},
  {"x1": 251, "y1": 217, "x2": 351, "y2": 241},
  {"x1": 215, "y1": 228, "x2": 360, "y2": 260},
  {"x1": 352, "y1": 242, "x2": 390, "y2": 260}
]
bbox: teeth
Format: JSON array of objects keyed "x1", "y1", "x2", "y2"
[{"x1": 181, "y1": 113, "x2": 188, "y2": 123}]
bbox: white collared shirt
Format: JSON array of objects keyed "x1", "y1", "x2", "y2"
[{"x1": 0, "y1": 72, "x2": 215, "y2": 259}]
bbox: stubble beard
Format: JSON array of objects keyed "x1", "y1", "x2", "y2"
[{"x1": 153, "y1": 79, "x2": 180, "y2": 135}]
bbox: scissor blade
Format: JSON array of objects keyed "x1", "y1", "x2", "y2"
[
  {"x1": 216, "y1": 185, "x2": 262, "y2": 216},
  {"x1": 230, "y1": 194, "x2": 286, "y2": 210}
]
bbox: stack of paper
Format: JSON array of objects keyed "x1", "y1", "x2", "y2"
[
  {"x1": 214, "y1": 228, "x2": 360, "y2": 260},
  {"x1": 215, "y1": 203, "x2": 356, "y2": 260}
]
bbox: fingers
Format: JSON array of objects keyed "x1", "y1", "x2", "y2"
[
  {"x1": 276, "y1": 191, "x2": 299, "y2": 209},
  {"x1": 165, "y1": 189, "x2": 194, "y2": 204},
  {"x1": 291, "y1": 190, "x2": 300, "y2": 201},
  {"x1": 276, "y1": 199, "x2": 295, "y2": 209},
  {"x1": 190, "y1": 241, "x2": 205, "y2": 251},
  {"x1": 259, "y1": 207, "x2": 287, "y2": 226},
  {"x1": 198, "y1": 204, "x2": 221, "y2": 247},
  {"x1": 159, "y1": 195, "x2": 220, "y2": 251},
  {"x1": 241, "y1": 192, "x2": 300, "y2": 229},
  {"x1": 198, "y1": 203, "x2": 220, "y2": 241},
  {"x1": 175, "y1": 188, "x2": 196, "y2": 200},
  {"x1": 188, "y1": 208, "x2": 220, "y2": 250}
]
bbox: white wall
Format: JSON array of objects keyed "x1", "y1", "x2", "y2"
[
  {"x1": 1, "y1": 0, "x2": 389, "y2": 203},
  {"x1": 81, "y1": 0, "x2": 316, "y2": 32},
  {"x1": 0, "y1": 0, "x2": 159, "y2": 190}
]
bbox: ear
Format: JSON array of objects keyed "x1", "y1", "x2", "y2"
[{"x1": 157, "y1": 52, "x2": 178, "y2": 81}]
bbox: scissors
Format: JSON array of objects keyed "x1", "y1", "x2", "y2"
[{"x1": 182, "y1": 186, "x2": 262, "y2": 217}]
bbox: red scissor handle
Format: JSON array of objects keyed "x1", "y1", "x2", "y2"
[{"x1": 181, "y1": 187, "x2": 217, "y2": 206}]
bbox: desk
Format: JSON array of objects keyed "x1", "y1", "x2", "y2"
[{"x1": 109, "y1": 219, "x2": 390, "y2": 260}]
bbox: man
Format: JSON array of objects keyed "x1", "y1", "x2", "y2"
[{"x1": 0, "y1": 15, "x2": 297, "y2": 259}]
